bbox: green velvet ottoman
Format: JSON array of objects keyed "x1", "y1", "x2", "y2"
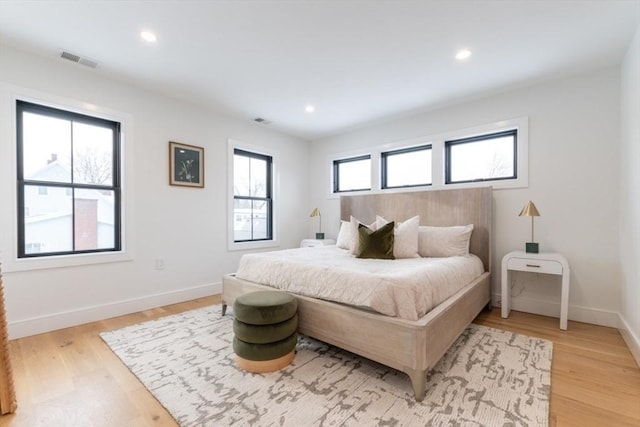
[{"x1": 233, "y1": 291, "x2": 298, "y2": 373}]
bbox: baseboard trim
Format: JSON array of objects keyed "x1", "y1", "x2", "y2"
[
  {"x1": 8, "y1": 282, "x2": 221, "y2": 339},
  {"x1": 618, "y1": 314, "x2": 640, "y2": 368},
  {"x1": 492, "y1": 293, "x2": 620, "y2": 328}
]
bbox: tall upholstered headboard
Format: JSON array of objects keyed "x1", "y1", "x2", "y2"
[{"x1": 340, "y1": 187, "x2": 492, "y2": 272}]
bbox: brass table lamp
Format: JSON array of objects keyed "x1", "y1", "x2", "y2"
[
  {"x1": 310, "y1": 208, "x2": 324, "y2": 239},
  {"x1": 519, "y1": 201, "x2": 540, "y2": 253}
]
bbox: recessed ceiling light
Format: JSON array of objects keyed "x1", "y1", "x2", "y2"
[
  {"x1": 455, "y1": 49, "x2": 472, "y2": 60},
  {"x1": 305, "y1": 105, "x2": 315, "y2": 113},
  {"x1": 140, "y1": 31, "x2": 157, "y2": 43}
]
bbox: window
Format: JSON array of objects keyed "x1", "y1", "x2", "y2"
[
  {"x1": 233, "y1": 148, "x2": 273, "y2": 242},
  {"x1": 445, "y1": 129, "x2": 517, "y2": 184},
  {"x1": 381, "y1": 145, "x2": 432, "y2": 189},
  {"x1": 327, "y1": 117, "x2": 527, "y2": 196},
  {"x1": 333, "y1": 155, "x2": 371, "y2": 193},
  {"x1": 16, "y1": 100, "x2": 121, "y2": 258}
]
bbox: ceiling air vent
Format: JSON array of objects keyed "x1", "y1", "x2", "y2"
[
  {"x1": 60, "y1": 51, "x2": 98, "y2": 68},
  {"x1": 254, "y1": 117, "x2": 271, "y2": 125}
]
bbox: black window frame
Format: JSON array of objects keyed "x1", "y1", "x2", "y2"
[
  {"x1": 445, "y1": 129, "x2": 518, "y2": 184},
  {"x1": 233, "y1": 148, "x2": 273, "y2": 243},
  {"x1": 381, "y1": 144, "x2": 432, "y2": 189},
  {"x1": 332, "y1": 154, "x2": 372, "y2": 193},
  {"x1": 16, "y1": 100, "x2": 122, "y2": 258}
]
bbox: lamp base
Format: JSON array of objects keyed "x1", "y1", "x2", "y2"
[
  {"x1": 525, "y1": 242, "x2": 539, "y2": 253},
  {"x1": 315, "y1": 233, "x2": 325, "y2": 240}
]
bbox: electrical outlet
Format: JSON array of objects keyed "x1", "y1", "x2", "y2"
[{"x1": 155, "y1": 258, "x2": 165, "y2": 270}]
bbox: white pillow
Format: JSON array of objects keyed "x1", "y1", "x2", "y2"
[
  {"x1": 336, "y1": 220, "x2": 351, "y2": 249},
  {"x1": 349, "y1": 216, "x2": 377, "y2": 255},
  {"x1": 376, "y1": 215, "x2": 420, "y2": 259},
  {"x1": 418, "y1": 224, "x2": 474, "y2": 257}
]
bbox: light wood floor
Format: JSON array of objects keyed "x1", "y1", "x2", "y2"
[
  {"x1": 0, "y1": 296, "x2": 638, "y2": 427},
  {"x1": 475, "y1": 309, "x2": 640, "y2": 427}
]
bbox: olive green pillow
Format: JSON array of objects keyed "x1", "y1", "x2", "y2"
[{"x1": 356, "y1": 221, "x2": 395, "y2": 259}]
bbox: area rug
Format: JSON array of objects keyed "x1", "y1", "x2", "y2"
[{"x1": 100, "y1": 305, "x2": 552, "y2": 426}]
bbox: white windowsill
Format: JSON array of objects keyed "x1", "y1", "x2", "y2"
[
  {"x1": 2, "y1": 249, "x2": 134, "y2": 273},
  {"x1": 227, "y1": 239, "x2": 280, "y2": 252}
]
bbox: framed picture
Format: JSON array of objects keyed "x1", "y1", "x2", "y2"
[{"x1": 169, "y1": 141, "x2": 204, "y2": 188}]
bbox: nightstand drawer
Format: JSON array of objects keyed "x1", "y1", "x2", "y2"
[{"x1": 507, "y1": 257, "x2": 563, "y2": 274}]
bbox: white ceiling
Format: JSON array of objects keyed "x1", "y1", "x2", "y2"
[{"x1": 0, "y1": 1, "x2": 638, "y2": 140}]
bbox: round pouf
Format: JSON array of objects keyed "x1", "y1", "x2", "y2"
[
  {"x1": 233, "y1": 291, "x2": 298, "y2": 373},
  {"x1": 233, "y1": 314, "x2": 299, "y2": 344}
]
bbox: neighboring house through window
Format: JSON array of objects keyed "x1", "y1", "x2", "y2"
[{"x1": 16, "y1": 100, "x2": 121, "y2": 258}]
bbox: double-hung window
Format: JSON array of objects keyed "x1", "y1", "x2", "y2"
[
  {"x1": 233, "y1": 148, "x2": 273, "y2": 242},
  {"x1": 333, "y1": 155, "x2": 371, "y2": 193},
  {"x1": 445, "y1": 129, "x2": 517, "y2": 184},
  {"x1": 16, "y1": 100, "x2": 121, "y2": 258},
  {"x1": 381, "y1": 145, "x2": 432, "y2": 189}
]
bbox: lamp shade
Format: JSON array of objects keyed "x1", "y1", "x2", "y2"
[
  {"x1": 518, "y1": 201, "x2": 540, "y2": 217},
  {"x1": 309, "y1": 208, "x2": 321, "y2": 217}
]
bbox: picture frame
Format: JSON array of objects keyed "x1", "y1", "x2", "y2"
[{"x1": 169, "y1": 141, "x2": 204, "y2": 188}]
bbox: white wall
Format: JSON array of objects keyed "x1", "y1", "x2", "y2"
[
  {"x1": 309, "y1": 68, "x2": 622, "y2": 327},
  {"x1": 620, "y1": 25, "x2": 640, "y2": 365},
  {"x1": 0, "y1": 40, "x2": 633, "y2": 340},
  {"x1": 0, "y1": 45, "x2": 310, "y2": 338}
]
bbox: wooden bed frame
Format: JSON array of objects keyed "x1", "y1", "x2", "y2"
[{"x1": 222, "y1": 187, "x2": 492, "y2": 401}]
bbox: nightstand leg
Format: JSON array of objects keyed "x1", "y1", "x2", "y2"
[
  {"x1": 560, "y1": 270, "x2": 570, "y2": 330},
  {"x1": 501, "y1": 262, "x2": 510, "y2": 318}
]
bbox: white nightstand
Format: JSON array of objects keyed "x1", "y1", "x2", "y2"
[
  {"x1": 501, "y1": 251, "x2": 570, "y2": 330},
  {"x1": 300, "y1": 238, "x2": 336, "y2": 248}
]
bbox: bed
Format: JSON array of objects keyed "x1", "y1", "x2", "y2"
[{"x1": 222, "y1": 187, "x2": 492, "y2": 401}]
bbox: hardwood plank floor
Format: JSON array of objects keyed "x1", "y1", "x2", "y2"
[
  {"x1": 0, "y1": 297, "x2": 638, "y2": 427},
  {"x1": 474, "y1": 309, "x2": 640, "y2": 427}
]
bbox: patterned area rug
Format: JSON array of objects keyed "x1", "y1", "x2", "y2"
[{"x1": 101, "y1": 305, "x2": 552, "y2": 426}]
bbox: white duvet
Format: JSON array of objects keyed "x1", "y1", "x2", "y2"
[{"x1": 234, "y1": 246, "x2": 485, "y2": 321}]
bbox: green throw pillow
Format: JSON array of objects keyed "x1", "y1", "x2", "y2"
[{"x1": 356, "y1": 221, "x2": 395, "y2": 259}]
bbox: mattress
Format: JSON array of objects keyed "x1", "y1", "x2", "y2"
[{"x1": 234, "y1": 246, "x2": 485, "y2": 321}]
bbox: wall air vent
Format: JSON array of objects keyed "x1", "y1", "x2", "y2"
[
  {"x1": 60, "y1": 51, "x2": 98, "y2": 68},
  {"x1": 254, "y1": 117, "x2": 271, "y2": 125}
]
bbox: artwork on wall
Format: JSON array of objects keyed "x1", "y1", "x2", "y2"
[{"x1": 169, "y1": 141, "x2": 204, "y2": 188}]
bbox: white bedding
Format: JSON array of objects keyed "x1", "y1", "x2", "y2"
[{"x1": 234, "y1": 246, "x2": 485, "y2": 321}]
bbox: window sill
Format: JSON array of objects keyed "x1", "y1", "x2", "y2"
[
  {"x1": 2, "y1": 250, "x2": 133, "y2": 273},
  {"x1": 228, "y1": 240, "x2": 279, "y2": 252}
]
